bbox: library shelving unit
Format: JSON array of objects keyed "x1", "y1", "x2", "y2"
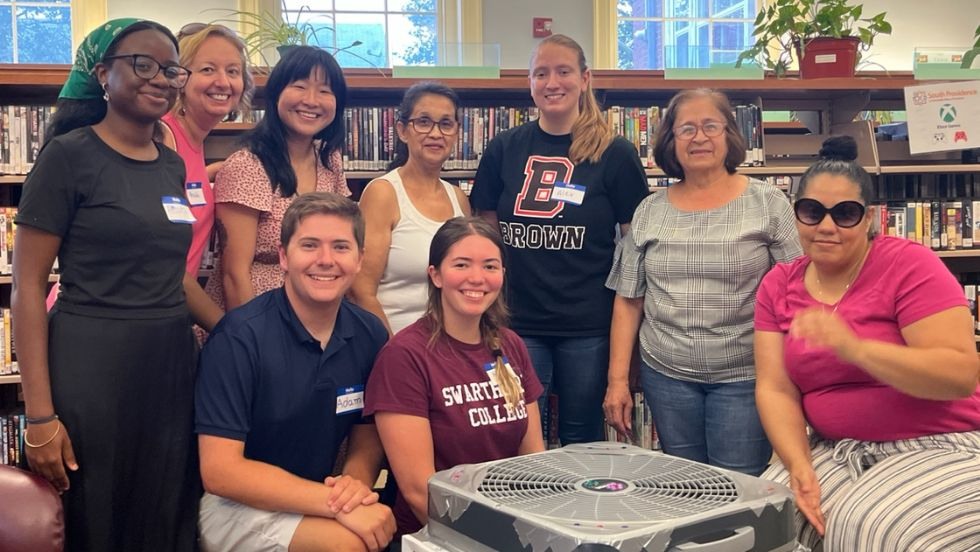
[{"x1": 1, "y1": 65, "x2": 979, "y2": 355}]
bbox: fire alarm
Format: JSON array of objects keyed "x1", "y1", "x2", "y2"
[{"x1": 533, "y1": 17, "x2": 553, "y2": 38}]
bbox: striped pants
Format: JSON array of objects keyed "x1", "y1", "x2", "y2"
[{"x1": 762, "y1": 430, "x2": 980, "y2": 552}]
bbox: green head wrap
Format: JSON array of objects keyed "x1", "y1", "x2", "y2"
[{"x1": 59, "y1": 18, "x2": 142, "y2": 100}]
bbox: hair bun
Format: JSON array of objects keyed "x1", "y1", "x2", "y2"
[{"x1": 818, "y1": 136, "x2": 859, "y2": 162}]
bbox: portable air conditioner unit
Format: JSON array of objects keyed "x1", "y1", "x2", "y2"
[{"x1": 403, "y1": 442, "x2": 797, "y2": 552}]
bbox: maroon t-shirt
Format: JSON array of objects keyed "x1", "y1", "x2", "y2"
[{"x1": 364, "y1": 318, "x2": 544, "y2": 534}]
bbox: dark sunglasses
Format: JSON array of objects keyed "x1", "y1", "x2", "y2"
[
  {"x1": 177, "y1": 22, "x2": 246, "y2": 47},
  {"x1": 794, "y1": 198, "x2": 866, "y2": 228}
]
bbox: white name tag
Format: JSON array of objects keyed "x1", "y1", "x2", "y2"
[
  {"x1": 185, "y1": 182, "x2": 207, "y2": 206},
  {"x1": 336, "y1": 385, "x2": 365, "y2": 415},
  {"x1": 161, "y1": 196, "x2": 196, "y2": 224},
  {"x1": 551, "y1": 182, "x2": 586, "y2": 206}
]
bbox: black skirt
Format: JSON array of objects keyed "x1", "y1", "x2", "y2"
[{"x1": 48, "y1": 307, "x2": 200, "y2": 552}]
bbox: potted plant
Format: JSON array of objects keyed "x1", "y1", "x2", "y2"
[
  {"x1": 736, "y1": 0, "x2": 892, "y2": 79},
  {"x1": 961, "y1": 24, "x2": 980, "y2": 69},
  {"x1": 211, "y1": 2, "x2": 369, "y2": 69}
]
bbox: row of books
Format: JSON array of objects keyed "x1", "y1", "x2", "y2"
[
  {"x1": 604, "y1": 392, "x2": 660, "y2": 451},
  {"x1": 0, "y1": 309, "x2": 15, "y2": 377},
  {"x1": 343, "y1": 105, "x2": 542, "y2": 171},
  {"x1": 0, "y1": 102, "x2": 768, "y2": 176},
  {"x1": 871, "y1": 200, "x2": 978, "y2": 250},
  {"x1": 0, "y1": 105, "x2": 52, "y2": 175},
  {"x1": 963, "y1": 283, "x2": 980, "y2": 333},
  {"x1": 0, "y1": 412, "x2": 25, "y2": 468}
]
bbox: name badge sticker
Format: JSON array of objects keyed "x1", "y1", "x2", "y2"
[
  {"x1": 552, "y1": 182, "x2": 586, "y2": 206},
  {"x1": 185, "y1": 182, "x2": 207, "y2": 206},
  {"x1": 161, "y1": 196, "x2": 196, "y2": 224},
  {"x1": 336, "y1": 385, "x2": 365, "y2": 415},
  {"x1": 483, "y1": 355, "x2": 511, "y2": 378}
]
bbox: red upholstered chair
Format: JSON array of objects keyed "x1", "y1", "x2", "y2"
[{"x1": 0, "y1": 465, "x2": 64, "y2": 552}]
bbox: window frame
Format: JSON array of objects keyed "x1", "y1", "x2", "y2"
[
  {"x1": 597, "y1": 0, "x2": 767, "y2": 70},
  {"x1": 258, "y1": 0, "x2": 481, "y2": 68}
]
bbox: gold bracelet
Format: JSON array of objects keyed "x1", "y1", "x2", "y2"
[{"x1": 24, "y1": 421, "x2": 61, "y2": 448}]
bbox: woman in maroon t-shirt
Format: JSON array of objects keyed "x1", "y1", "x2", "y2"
[{"x1": 365, "y1": 216, "x2": 546, "y2": 535}]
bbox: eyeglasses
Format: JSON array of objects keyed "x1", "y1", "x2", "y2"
[
  {"x1": 407, "y1": 117, "x2": 459, "y2": 135},
  {"x1": 177, "y1": 22, "x2": 247, "y2": 48},
  {"x1": 103, "y1": 54, "x2": 191, "y2": 89},
  {"x1": 794, "y1": 198, "x2": 866, "y2": 228},
  {"x1": 673, "y1": 121, "x2": 725, "y2": 140},
  {"x1": 178, "y1": 22, "x2": 210, "y2": 40}
]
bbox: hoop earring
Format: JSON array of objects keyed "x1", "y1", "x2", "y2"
[{"x1": 102, "y1": 83, "x2": 110, "y2": 102}]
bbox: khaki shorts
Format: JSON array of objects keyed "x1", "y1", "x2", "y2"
[{"x1": 199, "y1": 492, "x2": 304, "y2": 552}]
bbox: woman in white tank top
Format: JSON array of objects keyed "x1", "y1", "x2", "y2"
[{"x1": 352, "y1": 82, "x2": 470, "y2": 334}]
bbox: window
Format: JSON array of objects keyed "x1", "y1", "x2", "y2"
[
  {"x1": 617, "y1": 0, "x2": 758, "y2": 70},
  {"x1": 0, "y1": 0, "x2": 71, "y2": 63},
  {"x1": 281, "y1": 0, "x2": 437, "y2": 68}
]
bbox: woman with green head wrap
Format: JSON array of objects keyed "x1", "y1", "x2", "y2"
[{"x1": 13, "y1": 18, "x2": 199, "y2": 551}]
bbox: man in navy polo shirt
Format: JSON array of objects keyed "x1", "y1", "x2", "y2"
[{"x1": 195, "y1": 192, "x2": 395, "y2": 552}]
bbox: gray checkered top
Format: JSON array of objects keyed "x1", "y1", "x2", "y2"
[{"x1": 607, "y1": 178, "x2": 802, "y2": 383}]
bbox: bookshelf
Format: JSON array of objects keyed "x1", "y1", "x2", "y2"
[{"x1": 1, "y1": 65, "x2": 979, "y2": 320}]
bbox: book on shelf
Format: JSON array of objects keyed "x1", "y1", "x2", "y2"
[
  {"x1": 0, "y1": 412, "x2": 26, "y2": 468},
  {"x1": 604, "y1": 392, "x2": 659, "y2": 451}
]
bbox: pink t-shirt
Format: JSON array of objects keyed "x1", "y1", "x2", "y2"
[
  {"x1": 162, "y1": 112, "x2": 214, "y2": 275},
  {"x1": 364, "y1": 318, "x2": 544, "y2": 535},
  {"x1": 755, "y1": 236, "x2": 980, "y2": 442}
]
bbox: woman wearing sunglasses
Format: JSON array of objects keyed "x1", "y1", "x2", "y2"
[
  {"x1": 605, "y1": 88, "x2": 801, "y2": 475},
  {"x1": 13, "y1": 19, "x2": 199, "y2": 551},
  {"x1": 755, "y1": 136, "x2": 980, "y2": 551}
]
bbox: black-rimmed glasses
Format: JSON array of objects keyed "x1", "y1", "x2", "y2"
[
  {"x1": 794, "y1": 198, "x2": 866, "y2": 228},
  {"x1": 103, "y1": 54, "x2": 191, "y2": 89},
  {"x1": 407, "y1": 117, "x2": 459, "y2": 135},
  {"x1": 673, "y1": 120, "x2": 725, "y2": 140}
]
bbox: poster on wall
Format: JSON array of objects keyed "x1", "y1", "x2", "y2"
[{"x1": 904, "y1": 80, "x2": 980, "y2": 154}]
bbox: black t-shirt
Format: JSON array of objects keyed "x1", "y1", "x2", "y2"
[
  {"x1": 16, "y1": 126, "x2": 191, "y2": 317},
  {"x1": 471, "y1": 121, "x2": 648, "y2": 336}
]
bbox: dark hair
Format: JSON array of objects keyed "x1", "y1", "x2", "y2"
[
  {"x1": 280, "y1": 191, "x2": 364, "y2": 249},
  {"x1": 46, "y1": 21, "x2": 179, "y2": 142},
  {"x1": 245, "y1": 46, "x2": 348, "y2": 198},
  {"x1": 653, "y1": 88, "x2": 747, "y2": 179},
  {"x1": 798, "y1": 136, "x2": 874, "y2": 204},
  {"x1": 388, "y1": 81, "x2": 460, "y2": 170},
  {"x1": 426, "y1": 216, "x2": 509, "y2": 348}
]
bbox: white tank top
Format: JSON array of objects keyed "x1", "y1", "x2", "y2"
[{"x1": 369, "y1": 168, "x2": 464, "y2": 334}]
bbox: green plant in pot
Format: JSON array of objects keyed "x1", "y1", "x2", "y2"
[
  {"x1": 211, "y1": 2, "x2": 369, "y2": 70},
  {"x1": 736, "y1": 0, "x2": 892, "y2": 78},
  {"x1": 961, "y1": 24, "x2": 980, "y2": 69}
]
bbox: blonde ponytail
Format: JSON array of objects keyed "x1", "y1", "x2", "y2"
[
  {"x1": 569, "y1": 81, "x2": 613, "y2": 164},
  {"x1": 488, "y1": 336, "x2": 525, "y2": 414}
]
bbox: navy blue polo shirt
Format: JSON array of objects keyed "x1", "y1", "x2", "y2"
[{"x1": 195, "y1": 287, "x2": 388, "y2": 482}]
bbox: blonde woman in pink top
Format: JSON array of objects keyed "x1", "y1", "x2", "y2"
[{"x1": 161, "y1": 23, "x2": 253, "y2": 331}]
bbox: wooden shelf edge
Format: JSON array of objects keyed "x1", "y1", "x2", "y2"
[
  {"x1": 0, "y1": 374, "x2": 21, "y2": 385},
  {"x1": 935, "y1": 249, "x2": 980, "y2": 258}
]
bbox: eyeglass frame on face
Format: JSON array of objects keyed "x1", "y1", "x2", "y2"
[
  {"x1": 673, "y1": 120, "x2": 726, "y2": 141},
  {"x1": 406, "y1": 116, "x2": 459, "y2": 135},
  {"x1": 793, "y1": 198, "x2": 867, "y2": 229},
  {"x1": 102, "y1": 53, "x2": 191, "y2": 89}
]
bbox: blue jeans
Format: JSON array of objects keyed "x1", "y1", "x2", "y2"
[
  {"x1": 640, "y1": 364, "x2": 771, "y2": 476},
  {"x1": 522, "y1": 334, "x2": 608, "y2": 445}
]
